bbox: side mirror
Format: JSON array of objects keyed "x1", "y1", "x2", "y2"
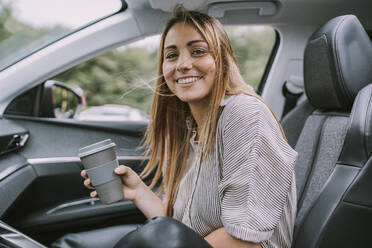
[{"x1": 39, "y1": 80, "x2": 86, "y2": 119}]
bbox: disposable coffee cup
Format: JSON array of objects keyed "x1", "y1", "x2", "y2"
[{"x1": 78, "y1": 139, "x2": 123, "y2": 204}]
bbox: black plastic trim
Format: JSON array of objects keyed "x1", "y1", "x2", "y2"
[
  {"x1": 0, "y1": 153, "x2": 28, "y2": 181},
  {"x1": 4, "y1": 115, "x2": 147, "y2": 137},
  {"x1": 0, "y1": 221, "x2": 46, "y2": 248},
  {"x1": 0, "y1": 166, "x2": 37, "y2": 218},
  {"x1": 17, "y1": 198, "x2": 138, "y2": 229},
  {"x1": 293, "y1": 164, "x2": 360, "y2": 248},
  {"x1": 257, "y1": 29, "x2": 280, "y2": 95}
]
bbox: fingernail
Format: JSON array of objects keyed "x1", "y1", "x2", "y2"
[
  {"x1": 115, "y1": 167, "x2": 121, "y2": 173},
  {"x1": 90, "y1": 192, "x2": 96, "y2": 197}
]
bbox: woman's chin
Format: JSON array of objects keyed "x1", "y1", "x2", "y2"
[{"x1": 177, "y1": 95, "x2": 210, "y2": 107}]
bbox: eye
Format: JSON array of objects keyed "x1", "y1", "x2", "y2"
[
  {"x1": 165, "y1": 52, "x2": 178, "y2": 60},
  {"x1": 191, "y1": 48, "x2": 207, "y2": 56}
]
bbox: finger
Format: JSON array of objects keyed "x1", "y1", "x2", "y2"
[
  {"x1": 114, "y1": 165, "x2": 128, "y2": 175},
  {"x1": 90, "y1": 191, "x2": 98, "y2": 198},
  {"x1": 84, "y1": 178, "x2": 95, "y2": 189},
  {"x1": 81, "y1": 170, "x2": 88, "y2": 179}
]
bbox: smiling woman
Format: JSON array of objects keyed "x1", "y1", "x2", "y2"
[
  {"x1": 112, "y1": 6, "x2": 295, "y2": 248},
  {"x1": 162, "y1": 23, "x2": 217, "y2": 106}
]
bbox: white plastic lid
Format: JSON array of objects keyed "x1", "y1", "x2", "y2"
[{"x1": 78, "y1": 139, "x2": 116, "y2": 158}]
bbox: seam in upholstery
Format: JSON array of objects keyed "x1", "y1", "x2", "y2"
[
  {"x1": 343, "y1": 200, "x2": 372, "y2": 209},
  {"x1": 364, "y1": 90, "x2": 372, "y2": 158},
  {"x1": 333, "y1": 16, "x2": 354, "y2": 107},
  {"x1": 312, "y1": 111, "x2": 349, "y2": 117}
]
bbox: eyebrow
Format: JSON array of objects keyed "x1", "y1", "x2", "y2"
[{"x1": 164, "y1": 40, "x2": 207, "y2": 50}]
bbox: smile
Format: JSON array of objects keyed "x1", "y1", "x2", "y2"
[{"x1": 176, "y1": 76, "x2": 201, "y2": 84}]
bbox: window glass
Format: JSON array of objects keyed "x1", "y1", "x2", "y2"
[
  {"x1": 52, "y1": 26, "x2": 276, "y2": 122},
  {"x1": 226, "y1": 26, "x2": 276, "y2": 90},
  {"x1": 53, "y1": 36, "x2": 161, "y2": 121},
  {"x1": 0, "y1": 0, "x2": 122, "y2": 71}
]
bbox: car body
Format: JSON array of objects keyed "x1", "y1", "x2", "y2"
[
  {"x1": 0, "y1": 0, "x2": 371, "y2": 247},
  {"x1": 77, "y1": 104, "x2": 149, "y2": 122}
]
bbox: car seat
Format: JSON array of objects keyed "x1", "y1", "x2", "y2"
[{"x1": 281, "y1": 15, "x2": 372, "y2": 247}]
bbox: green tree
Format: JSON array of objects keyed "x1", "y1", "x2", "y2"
[
  {"x1": 226, "y1": 26, "x2": 276, "y2": 90},
  {"x1": 53, "y1": 46, "x2": 157, "y2": 113},
  {"x1": 0, "y1": 3, "x2": 12, "y2": 42}
]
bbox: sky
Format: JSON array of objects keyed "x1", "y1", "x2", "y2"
[{"x1": 1, "y1": 0, "x2": 122, "y2": 28}]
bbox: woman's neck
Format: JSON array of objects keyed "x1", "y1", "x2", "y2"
[{"x1": 188, "y1": 100, "x2": 209, "y2": 135}]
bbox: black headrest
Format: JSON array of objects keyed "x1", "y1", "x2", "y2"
[
  {"x1": 304, "y1": 15, "x2": 372, "y2": 110},
  {"x1": 338, "y1": 84, "x2": 372, "y2": 167}
]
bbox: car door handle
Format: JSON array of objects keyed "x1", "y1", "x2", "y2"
[{"x1": 46, "y1": 198, "x2": 100, "y2": 215}]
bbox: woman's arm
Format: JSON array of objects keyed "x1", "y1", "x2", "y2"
[
  {"x1": 82, "y1": 165, "x2": 165, "y2": 219},
  {"x1": 131, "y1": 175, "x2": 165, "y2": 219},
  {"x1": 205, "y1": 227, "x2": 260, "y2": 248}
]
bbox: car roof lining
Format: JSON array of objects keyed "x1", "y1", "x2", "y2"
[{"x1": 128, "y1": 0, "x2": 372, "y2": 29}]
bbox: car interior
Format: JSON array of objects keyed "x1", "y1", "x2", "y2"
[{"x1": 0, "y1": 0, "x2": 371, "y2": 247}]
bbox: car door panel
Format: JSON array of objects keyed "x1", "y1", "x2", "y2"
[
  {"x1": 5, "y1": 117, "x2": 147, "y2": 158},
  {"x1": 0, "y1": 161, "x2": 36, "y2": 218},
  {"x1": 0, "y1": 116, "x2": 151, "y2": 243}
]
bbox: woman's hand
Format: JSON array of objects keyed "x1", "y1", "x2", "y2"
[
  {"x1": 81, "y1": 165, "x2": 165, "y2": 218},
  {"x1": 81, "y1": 165, "x2": 143, "y2": 201}
]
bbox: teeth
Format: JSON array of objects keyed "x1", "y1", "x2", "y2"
[{"x1": 177, "y1": 77, "x2": 200, "y2": 84}]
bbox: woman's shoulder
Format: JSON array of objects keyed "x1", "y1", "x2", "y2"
[
  {"x1": 221, "y1": 93, "x2": 259, "y2": 107},
  {"x1": 221, "y1": 93, "x2": 273, "y2": 123},
  {"x1": 219, "y1": 93, "x2": 287, "y2": 142}
]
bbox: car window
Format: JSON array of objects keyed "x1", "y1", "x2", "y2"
[
  {"x1": 226, "y1": 26, "x2": 277, "y2": 92},
  {"x1": 51, "y1": 26, "x2": 276, "y2": 121},
  {"x1": 52, "y1": 35, "x2": 160, "y2": 121},
  {"x1": 0, "y1": 0, "x2": 123, "y2": 71}
]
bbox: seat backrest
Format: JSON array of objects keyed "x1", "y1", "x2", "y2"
[
  {"x1": 280, "y1": 15, "x2": 372, "y2": 247},
  {"x1": 294, "y1": 84, "x2": 372, "y2": 248}
]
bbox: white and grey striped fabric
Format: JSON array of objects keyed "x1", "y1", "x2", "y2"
[{"x1": 172, "y1": 94, "x2": 298, "y2": 248}]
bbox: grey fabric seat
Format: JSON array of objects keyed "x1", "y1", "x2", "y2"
[{"x1": 281, "y1": 15, "x2": 372, "y2": 247}]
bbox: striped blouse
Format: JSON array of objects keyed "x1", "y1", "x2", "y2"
[{"x1": 172, "y1": 94, "x2": 298, "y2": 248}]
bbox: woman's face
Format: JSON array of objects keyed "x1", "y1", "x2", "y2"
[{"x1": 162, "y1": 22, "x2": 216, "y2": 106}]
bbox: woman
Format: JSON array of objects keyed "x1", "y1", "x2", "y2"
[{"x1": 84, "y1": 6, "x2": 297, "y2": 248}]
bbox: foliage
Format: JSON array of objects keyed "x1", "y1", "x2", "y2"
[
  {"x1": 226, "y1": 26, "x2": 276, "y2": 90},
  {"x1": 53, "y1": 47, "x2": 158, "y2": 113},
  {"x1": 0, "y1": 3, "x2": 12, "y2": 42}
]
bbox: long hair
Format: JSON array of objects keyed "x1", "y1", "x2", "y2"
[{"x1": 140, "y1": 6, "x2": 285, "y2": 216}]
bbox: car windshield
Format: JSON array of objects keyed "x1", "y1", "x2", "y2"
[{"x1": 0, "y1": 0, "x2": 123, "y2": 72}]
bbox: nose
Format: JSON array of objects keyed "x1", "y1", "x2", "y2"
[{"x1": 176, "y1": 51, "x2": 192, "y2": 72}]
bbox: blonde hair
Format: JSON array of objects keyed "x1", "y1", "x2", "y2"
[{"x1": 141, "y1": 6, "x2": 285, "y2": 216}]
